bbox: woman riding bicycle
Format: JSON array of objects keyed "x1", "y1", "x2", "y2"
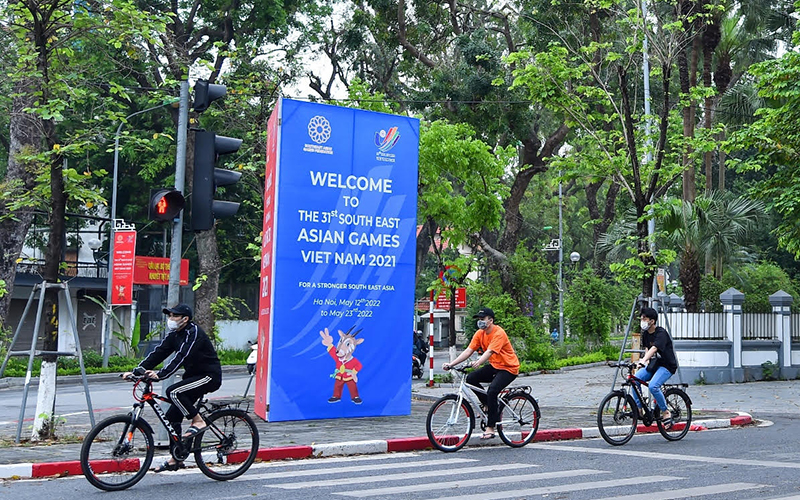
[
  {"x1": 123, "y1": 304, "x2": 222, "y2": 472},
  {"x1": 442, "y1": 307, "x2": 519, "y2": 440},
  {"x1": 633, "y1": 306, "x2": 678, "y2": 427}
]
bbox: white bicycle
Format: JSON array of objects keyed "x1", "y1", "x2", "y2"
[{"x1": 425, "y1": 365, "x2": 540, "y2": 452}]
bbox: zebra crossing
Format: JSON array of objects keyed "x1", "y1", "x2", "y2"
[{"x1": 229, "y1": 451, "x2": 775, "y2": 500}]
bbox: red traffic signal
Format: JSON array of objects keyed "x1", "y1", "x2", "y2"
[{"x1": 149, "y1": 188, "x2": 185, "y2": 222}]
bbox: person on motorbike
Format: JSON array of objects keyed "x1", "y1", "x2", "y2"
[{"x1": 413, "y1": 330, "x2": 428, "y2": 366}]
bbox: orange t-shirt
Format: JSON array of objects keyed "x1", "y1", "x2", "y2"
[{"x1": 468, "y1": 325, "x2": 520, "y2": 375}]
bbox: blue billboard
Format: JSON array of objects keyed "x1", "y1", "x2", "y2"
[{"x1": 256, "y1": 98, "x2": 419, "y2": 421}]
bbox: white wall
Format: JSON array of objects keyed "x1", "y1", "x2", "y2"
[{"x1": 217, "y1": 320, "x2": 258, "y2": 350}]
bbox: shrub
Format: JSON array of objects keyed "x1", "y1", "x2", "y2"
[{"x1": 564, "y1": 267, "x2": 614, "y2": 347}]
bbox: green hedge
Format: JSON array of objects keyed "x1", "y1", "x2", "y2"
[{"x1": 0, "y1": 349, "x2": 249, "y2": 377}]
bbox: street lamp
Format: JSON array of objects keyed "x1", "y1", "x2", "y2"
[
  {"x1": 570, "y1": 251, "x2": 581, "y2": 264},
  {"x1": 102, "y1": 99, "x2": 179, "y2": 367}
]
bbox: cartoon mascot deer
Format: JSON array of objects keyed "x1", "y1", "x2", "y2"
[{"x1": 320, "y1": 326, "x2": 364, "y2": 404}]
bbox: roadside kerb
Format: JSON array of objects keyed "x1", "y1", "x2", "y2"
[{"x1": 0, "y1": 411, "x2": 753, "y2": 481}]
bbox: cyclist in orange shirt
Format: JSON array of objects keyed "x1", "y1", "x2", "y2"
[{"x1": 443, "y1": 307, "x2": 520, "y2": 439}]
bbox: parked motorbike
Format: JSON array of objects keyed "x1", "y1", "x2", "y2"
[
  {"x1": 412, "y1": 354, "x2": 423, "y2": 379},
  {"x1": 243, "y1": 340, "x2": 258, "y2": 397},
  {"x1": 246, "y1": 340, "x2": 258, "y2": 375}
]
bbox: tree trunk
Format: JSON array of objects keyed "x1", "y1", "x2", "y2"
[
  {"x1": 637, "y1": 214, "x2": 655, "y2": 298},
  {"x1": 33, "y1": 147, "x2": 65, "y2": 440},
  {"x1": 415, "y1": 219, "x2": 434, "y2": 284},
  {"x1": 680, "y1": 246, "x2": 701, "y2": 312},
  {"x1": 194, "y1": 229, "x2": 220, "y2": 339},
  {"x1": 0, "y1": 81, "x2": 41, "y2": 330}
]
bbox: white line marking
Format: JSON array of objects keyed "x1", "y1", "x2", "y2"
[
  {"x1": 428, "y1": 475, "x2": 677, "y2": 500},
  {"x1": 339, "y1": 469, "x2": 606, "y2": 497},
  {"x1": 593, "y1": 482, "x2": 767, "y2": 500},
  {"x1": 266, "y1": 463, "x2": 537, "y2": 489},
  {"x1": 528, "y1": 443, "x2": 800, "y2": 469},
  {"x1": 247, "y1": 457, "x2": 478, "y2": 480}
]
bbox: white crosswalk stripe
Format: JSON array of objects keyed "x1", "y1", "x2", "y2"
[
  {"x1": 425, "y1": 475, "x2": 677, "y2": 500},
  {"x1": 265, "y1": 463, "x2": 537, "y2": 489},
  {"x1": 593, "y1": 483, "x2": 768, "y2": 500},
  {"x1": 236, "y1": 453, "x2": 777, "y2": 500},
  {"x1": 246, "y1": 457, "x2": 477, "y2": 480},
  {"x1": 338, "y1": 469, "x2": 606, "y2": 497}
]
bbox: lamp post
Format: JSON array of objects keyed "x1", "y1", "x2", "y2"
[
  {"x1": 102, "y1": 99, "x2": 179, "y2": 367},
  {"x1": 570, "y1": 251, "x2": 581, "y2": 265}
]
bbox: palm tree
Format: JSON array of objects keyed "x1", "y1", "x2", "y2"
[{"x1": 661, "y1": 192, "x2": 765, "y2": 310}]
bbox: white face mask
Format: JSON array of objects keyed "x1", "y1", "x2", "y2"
[
  {"x1": 640, "y1": 320, "x2": 650, "y2": 331},
  {"x1": 167, "y1": 318, "x2": 181, "y2": 330},
  {"x1": 477, "y1": 320, "x2": 488, "y2": 330}
]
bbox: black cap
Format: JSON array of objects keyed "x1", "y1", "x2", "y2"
[
  {"x1": 163, "y1": 304, "x2": 193, "y2": 319},
  {"x1": 472, "y1": 307, "x2": 495, "y2": 319}
]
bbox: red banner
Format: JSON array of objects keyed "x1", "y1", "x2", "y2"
[
  {"x1": 255, "y1": 103, "x2": 280, "y2": 420},
  {"x1": 436, "y1": 287, "x2": 466, "y2": 310},
  {"x1": 111, "y1": 230, "x2": 136, "y2": 305},
  {"x1": 133, "y1": 256, "x2": 189, "y2": 285}
]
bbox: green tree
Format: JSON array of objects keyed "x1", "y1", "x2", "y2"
[
  {"x1": 564, "y1": 266, "x2": 614, "y2": 347},
  {"x1": 660, "y1": 192, "x2": 765, "y2": 310}
]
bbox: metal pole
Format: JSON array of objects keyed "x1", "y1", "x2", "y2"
[
  {"x1": 103, "y1": 100, "x2": 180, "y2": 367},
  {"x1": 428, "y1": 289, "x2": 435, "y2": 387},
  {"x1": 168, "y1": 81, "x2": 188, "y2": 307},
  {"x1": 558, "y1": 171, "x2": 564, "y2": 343},
  {"x1": 642, "y1": 0, "x2": 657, "y2": 299},
  {"x1": 157, "y1": 80, "x2": 189, "y2": 447}
]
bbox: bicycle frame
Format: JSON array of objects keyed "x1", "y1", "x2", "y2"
[
  {"x1": 618, "y1": 365, "x2": 683, "y2": 426},
  {"x1": 448, "y1": 368, "x2": 526, "y2": 426},
  {"x1": 127, "y1": 379, "x2": 216, "y2": 460}
]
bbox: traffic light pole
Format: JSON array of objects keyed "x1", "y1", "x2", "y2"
[
  {"x1": 157, "y1": 80, "x2": 188, "y2": 447},
  {"x1": 168, "y1": 80, "x2": 189, "y2": 307}
]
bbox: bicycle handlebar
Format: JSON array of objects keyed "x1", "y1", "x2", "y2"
[{"x1": 120, "y1": 373, "x2": 158, "y2": 383}]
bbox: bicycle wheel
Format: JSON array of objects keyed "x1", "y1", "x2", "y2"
[
  {"x1": 80, "y1": 415, "x2": 154, "y2": 491},
  {"x1": 193, "y1": 408, "x2": 259, "y2": 481},
  {"x1": 498, "y1": 393, "x2": 540, "y2": 447},
  {"x1": 658, "y1": 388, "x2": 692, "y2": 441},
  {"x1": 597, "y1": 391, "x2": 638, "y2": 446},
  {"x1": 426, "y1": 394, "x2": 475, "y2": 452}
]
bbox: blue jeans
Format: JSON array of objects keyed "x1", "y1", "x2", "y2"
[{"x1": 631, "y1": 366, "x2": 672, "y2": 412}]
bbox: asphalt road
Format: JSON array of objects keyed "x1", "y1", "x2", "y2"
[{"x1": 1, "y1": 413, "x2": 797, "y2": 500}]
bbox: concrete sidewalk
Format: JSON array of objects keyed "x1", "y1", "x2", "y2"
[{"x1": 0, "y1": 361, "x2": 782, "y2": 480}]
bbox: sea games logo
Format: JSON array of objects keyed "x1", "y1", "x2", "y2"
[
  {"x1": 304, "y1": 115, "x2": 333, "y2": 155},
  {"x1": 374, "y1": 126, "x2": 399, "y2": 162}
]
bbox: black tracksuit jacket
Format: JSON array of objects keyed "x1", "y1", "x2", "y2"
[{"x1": 139, "y1": 322, "x2": 222, "y2": 382}]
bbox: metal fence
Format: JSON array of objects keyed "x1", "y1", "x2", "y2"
[
  {"x1": 664, "y1": 312, "x2": 726, "y2": 340},
  {"x1": 741, "y1": 313, "x2": 776, "y2": 340},
  {"x1": 792, "y1": 314, "x2": 800, "y2": 342}
]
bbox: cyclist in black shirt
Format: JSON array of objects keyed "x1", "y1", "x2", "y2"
[
  {"x1": 633, "y1": 306, "x2": 678, "y2": 427},
  {"x1": 123, "y1": 304, "x2": 222, "y2": 472}
]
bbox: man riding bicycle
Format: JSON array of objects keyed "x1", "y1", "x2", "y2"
[
  {"x1": 442, "y1": 307, "x2": 520, "y2": 440},
  {"x1": 633, "y1": 306, "x2": 678, "y2": 427},
  {"x1": 123, "y1": 304, "x2": 222, "y2": 472}
]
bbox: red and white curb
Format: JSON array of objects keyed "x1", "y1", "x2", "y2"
[{"x1": 0, "y1": 412, "x2": 753, "y2": 481}]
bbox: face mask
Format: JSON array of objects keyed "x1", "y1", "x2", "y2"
[
  {"x1": 640, "y1": 320, "x2": 650, "y2": 330},
  {"x1": 167, "y1": 318, "x2": 181, "y2": 330},
  {"x1": 477, "y1": 320, "x2": 488, "y2": 330}
]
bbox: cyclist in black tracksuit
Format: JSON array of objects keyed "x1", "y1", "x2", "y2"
[{"x1": 124, "y1": 303, "x2": 221, "y2": 472}]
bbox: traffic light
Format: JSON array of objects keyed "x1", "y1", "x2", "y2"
[
  {"x1": 148, "y1": 188, "x2": 185, "y2": 222},
  {"x1": 193, "y1": 79, "x2": 227, "y2": 113},
  {"x1": 191, "y1": 130, "x2": 243, "y2": 231}
]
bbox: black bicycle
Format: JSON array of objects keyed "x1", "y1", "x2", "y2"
[
  {"x1": 80, "y1": 374, "x2": 259, "y2": 491},
  {"x1": 597, "y1": 361, "x2": 692, "y2": 446}
]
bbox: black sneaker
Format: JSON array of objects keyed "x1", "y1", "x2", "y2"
[
  {"x1": 328, "y1": 397, "x2": 341, "y2": 403},
  {"x1": 352, "y1": 397, "x2": 363, "y2": 404}
]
